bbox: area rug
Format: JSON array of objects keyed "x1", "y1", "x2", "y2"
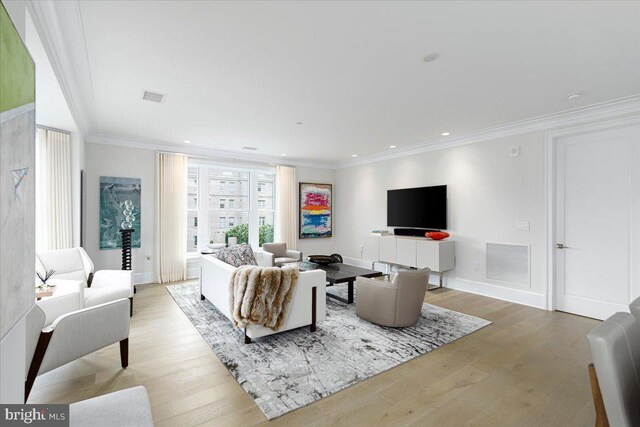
[{"x1": 166, "y1": 283, "x2": 491, "y2": 420}]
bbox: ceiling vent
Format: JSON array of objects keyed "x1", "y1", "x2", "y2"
[
  {"x1": 142, "y1": 90, "x2": 166, "y2": 103},
  {"x1": 242, "y1": 146, "x2": 258, "y2": 151}
]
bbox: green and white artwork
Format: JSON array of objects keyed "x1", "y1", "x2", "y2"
[
  {"x1": 100, "y1": 176, "x2": 141, "y2": 249},
  {"x1": 1, "y1": 0, "x2": 36, "y2": 337}
]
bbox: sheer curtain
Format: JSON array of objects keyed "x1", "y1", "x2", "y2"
[
  {"x1": 275, "y1": 165, "x2": 297, "y2": 249},
  {"x1": 35, "y1": 127, "x2": 73, "y2": 250},
  {"x1": 155, "y1": 152, "x2": 187, "y2": 283}
]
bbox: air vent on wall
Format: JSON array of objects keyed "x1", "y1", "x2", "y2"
[
  {"x1": 486, "y1": 243, "x2": 530, "y2": 286},
  {"x1": 142, "y1": 90, "x2": 166, "y2": 103},
  {"x1": 242, "y1": 146, "x2": 258, "y2": 151}
]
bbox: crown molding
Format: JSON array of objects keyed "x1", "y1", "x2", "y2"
[
  {"x1": 86, "y1": 133, "x2": 336, "y2": 170},
  {"x1": 27, "y1": 0, "x2": 97, "y2": 139},
  {"x1": 88, "y1": 94, "x2": 640, "y2": 171},
  {"x1": 336, "y1": 94, "x2": 640, "y2": 169}
]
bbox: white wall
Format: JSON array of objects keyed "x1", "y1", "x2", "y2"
[
  {"x1": 295, "y1": 166, "x2": 337, "y2": 257},
  {"x1": 24, "y1": 8, "x2": 85, "y2": 247},
  {"x1": 85, "y1": 144, "x2": 155, "y2": 283},
  {"x1": 334, "y1": 132, "x2": 548, "y2": 305},
  {"x1": 1, "y1": 0, "x2": 31, "y2": 403},
  {"x1": 83, "y1": 144, "x2": 340, "y2": 281}
]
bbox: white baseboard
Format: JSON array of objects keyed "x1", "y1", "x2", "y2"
[
  {"x1": 342, "y1": 256, "x2": 546, "y2": 309},
  {"x1": 134, "y1": 272, "x2": 154, "y2": 285},
  {"x1": 446, "y1": 278, "x2": 546, "y2": 309},
  {"x1": 187, "y1": 267, "x2": 199, "y2": 279}
]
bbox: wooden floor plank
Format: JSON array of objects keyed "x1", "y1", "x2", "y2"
[{"x1": 28, "y1": 282, "x2": 599, "y2": 426}]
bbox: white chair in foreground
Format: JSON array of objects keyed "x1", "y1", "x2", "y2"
[
  {"x1": 262, "y1": 242, "x2": 302, "y2": 267},
  {"x1": 70, "y1": 386, "x2": 153, "y2": 427},
  {"x1": 25, "y1": 293, "x2": 131, "y2": 402},
  {"x1": 630, "y1": 296, "x2": 640, "y2": 322},
  {"x1": 36, "y1": 247, "x2": 134, "y2": 316},
  {"x1": 586, "y1": 312, "x2": 640, "y2": 427}
]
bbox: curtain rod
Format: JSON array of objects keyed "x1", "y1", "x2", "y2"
[{"x1": 37, "y1": 125, "x2": 71, "y2": 135}]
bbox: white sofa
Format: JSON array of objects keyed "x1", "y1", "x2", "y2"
[{"x1": 200, "y1": 255, "x2": 327, "y2": 342}]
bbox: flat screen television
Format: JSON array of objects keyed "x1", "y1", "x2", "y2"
[{"x1": 387, "y1": 185, "x2": 447, "y2": 230}]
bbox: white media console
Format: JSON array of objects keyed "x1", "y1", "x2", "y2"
[{"x1": 363, "y1": 235, "x2": 455, "y2": 288}]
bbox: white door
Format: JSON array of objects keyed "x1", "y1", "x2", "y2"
[{"x1": 555, "y1": 125, "x2": 640, "y2": 320}]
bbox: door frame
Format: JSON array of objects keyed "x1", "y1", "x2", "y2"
[{"x1": 544, "y1": 116, "x2": 640, "y2": 311}]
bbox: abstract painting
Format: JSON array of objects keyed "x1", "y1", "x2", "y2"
[
  {"x1": 1, "y1": 1, "x2": 36, "y2": 337},
  {"x1": 100, "y1": 176, "x2": 141, "y2": 249},
  {"x1": 299, "y1": 182, "x2": 332, "y2": 239}
]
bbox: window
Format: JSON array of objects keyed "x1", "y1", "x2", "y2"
[
  {"x1": 256, "y1": 173, "x2": 275, "y2": 247},
  {"x1": 186, "y1": 165, "x2": 275, "y2": 252},
  {"x1": 186, "y1": 166, "x2": 199, "y2": 253}
]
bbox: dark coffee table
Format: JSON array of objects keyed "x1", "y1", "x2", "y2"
[{"x1": 298, "y1": 262, "x2": 383, "y2": 304}]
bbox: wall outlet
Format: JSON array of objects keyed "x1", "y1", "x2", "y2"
[
  {"x1": 473, "y1": 261, "x2": 481, "y2": 271},
  {"x1": 510, "y1": 146, "x2": 520, "y2": 157},
  {"x1": 515, "y1": 220, "x2": 530, "y2": 231}
]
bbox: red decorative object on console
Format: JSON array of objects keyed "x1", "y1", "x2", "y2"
[{"x1": 426, "y1": 231, "x2": 450, "y2": 240}]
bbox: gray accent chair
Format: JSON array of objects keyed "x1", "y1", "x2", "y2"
[
  {"x1": 586, "y1": 312, "x2": 640, "y2": 427},
  {"x1": 355, "y1": 268, "x2": 430, "y2": 327},
  {"x1": 70, "y1": 386, "x2": 153, "y2": 427},
  {"x1": 262, "y1": 243, "x2": 302, "y2": 267}
]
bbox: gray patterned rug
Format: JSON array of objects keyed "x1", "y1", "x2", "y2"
[{"x1": 167, "y1": 283, "x2": 491, "y2": 420}]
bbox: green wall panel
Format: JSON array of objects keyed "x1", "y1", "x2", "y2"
[{"x1": 0, "y1": 0, "x2": 35, "y2": 113}]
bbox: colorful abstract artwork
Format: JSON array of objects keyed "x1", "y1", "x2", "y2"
[
  {"x1": 100, "y1": 176, "x2": 141, "y2": 249},
  {"x1": 299, "y1": 183, "x2": 332, "y2": 239}
]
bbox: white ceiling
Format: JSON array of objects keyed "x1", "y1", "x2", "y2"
[{"x1": 43, "y1": 1, "x2": 640, "y2": 163}]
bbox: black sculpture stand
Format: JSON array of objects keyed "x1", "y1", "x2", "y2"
[
  {"x1": 119, "y1": 228, "x2": 135, "y2": 294},
  {"x1": 119, "y1": 229, "x2": 134, "y2": 270}
]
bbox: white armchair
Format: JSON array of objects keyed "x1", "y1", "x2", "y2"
[
  {"x1": 36, "y1": 247, "x2": 134, "y2": 316},
  {"x1": 25, "y1": 294, "x2": 131, "y2": 402},
  {"x1": 262, "y1": 242, "x2": 302, "y2": 267}
]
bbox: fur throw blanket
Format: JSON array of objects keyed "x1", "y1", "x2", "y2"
[{"x1": 229, "y1": 264, "x2": 299, "y2": 331}]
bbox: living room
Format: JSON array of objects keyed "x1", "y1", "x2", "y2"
[{"x1": 1, "y1": 1, "x2": 640, "y2": 426}]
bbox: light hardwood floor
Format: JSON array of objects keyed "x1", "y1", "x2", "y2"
[{"x1": 29, "y1": 282, "x2": 599, "y2": 426}]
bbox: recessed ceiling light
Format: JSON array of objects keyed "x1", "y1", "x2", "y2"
[
  {"x1": 423, "y1": 53, "x2": 440, "y2": 63},
  {"x1": 352, "y1": 154, "x2": 358, "y2": 158},
  {"x1": 281, "y1": 153, "x2": 287, "y2": 156},
  {"x1": 567, "y1": 92, "x2": 583, "y2": 100},
  {"x1": 242, "y1": 146, "x2": 257, "y2": 151},
  {"x1": 183, "y1": 140, "x2": 190, "y2": 144},
  {"x1": 296, "y1": 122, "x2": 303, "y2": 125},
  {"x1": 441, "y1": 132, "x2": 450, "y2": 136},
  {"x1": 389, "y1": 145, "x2": 397, "y2": 148}
]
